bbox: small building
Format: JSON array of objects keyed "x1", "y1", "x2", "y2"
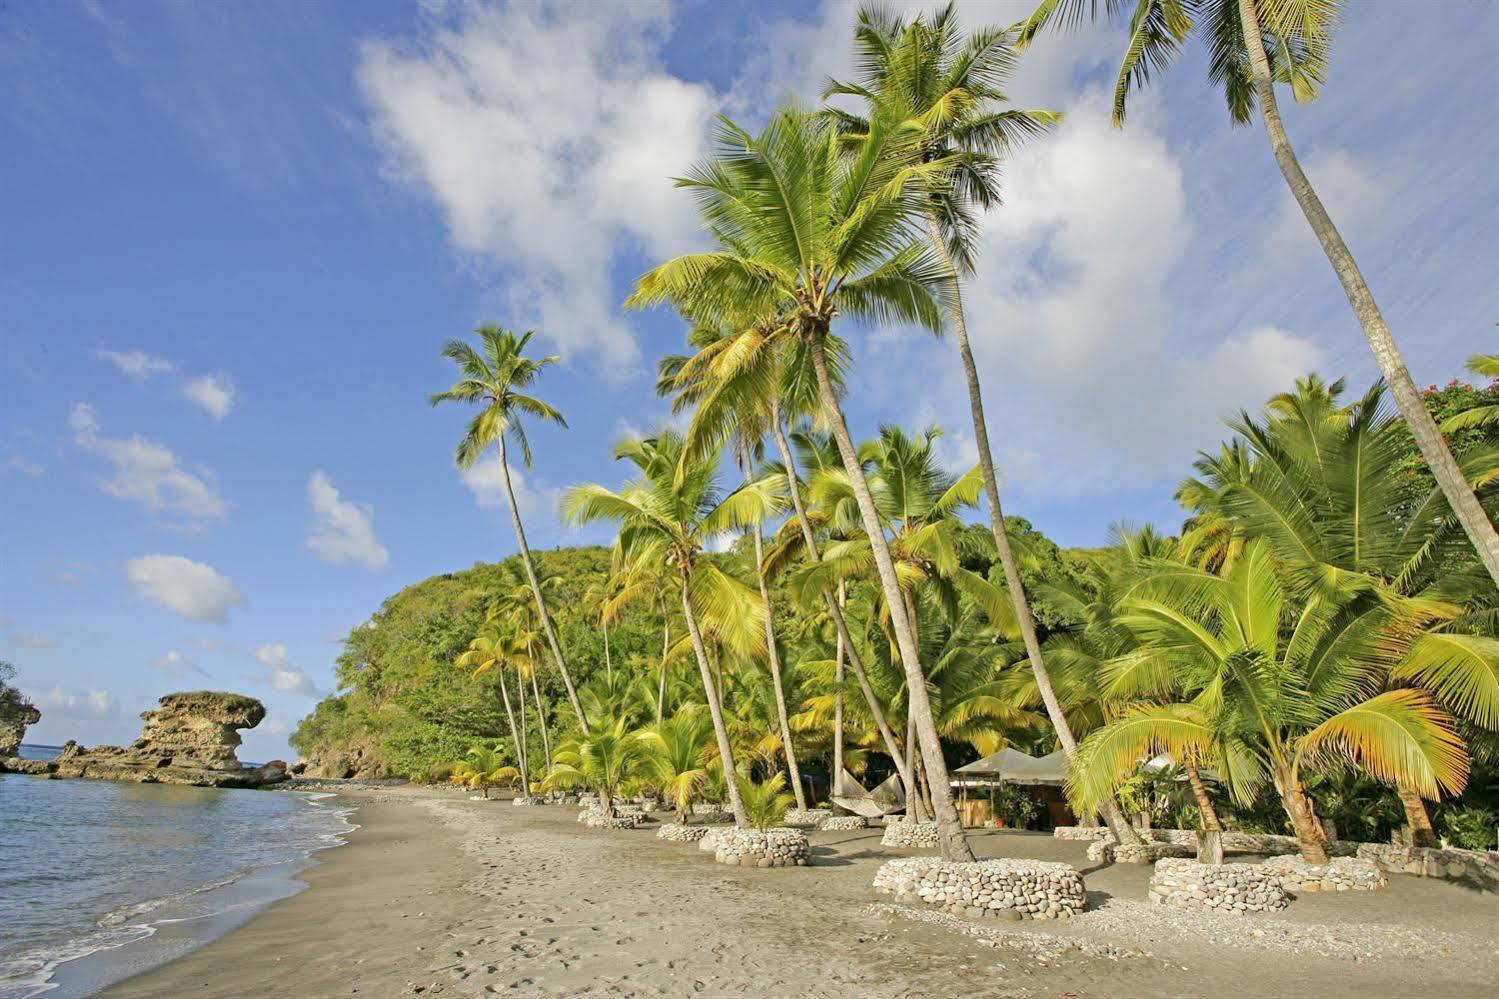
[{"x1": 951, "y1": 748, "x2": 1075, "y2": 829}]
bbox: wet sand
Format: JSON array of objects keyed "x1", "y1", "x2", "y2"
[{"x1": 103, "y1": 787, "x2": 1499, "y2": 997}]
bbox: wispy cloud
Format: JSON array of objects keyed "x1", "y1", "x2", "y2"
[
  {"x1": 96, "y1": 348, "x2": 173, "y2": 381},
  {"x1": 70, "y1": 403, "x2": 228, "y2": 529},
  {"x1": 306, "y1": 470, "x2": 389, "y2": 571},
  {"x1": 181, "y1": 373, "x2": 236, "y2": 422},
  {"x1": 251, "y1": 643, "x2": 317, "y2": 696},
  {"x1": 152, "y1": 649, "x2": 209, "y2": 679}
]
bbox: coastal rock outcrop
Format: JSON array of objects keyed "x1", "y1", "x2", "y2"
[
  {"x1": 0, "y1": 702, "x2": 41, "y2": 757},
  {"x1": 3, "y1": 691, "x2": 287, "y2": 788}
]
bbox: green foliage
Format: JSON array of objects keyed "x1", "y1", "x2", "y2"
[
  {"x1": 0, "y1": 661, "x2": 35, "y2": 725},
  {"x1": 1439, "y1": 805, "x2": 1497, "y2": 851},
  {"x1": 737, "y1": 772, "x2": 794, "y2": 832},
  {"x1": 993, "y1": 783, "x2": 1039, "y2": 828}
]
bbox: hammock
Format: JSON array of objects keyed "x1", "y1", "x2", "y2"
[{"x1": 831, "y1": 768, "x2": 906, "y2": 818}]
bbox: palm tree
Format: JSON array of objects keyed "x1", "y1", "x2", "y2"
[
  {"x1": 629, "y1": 107, "x2": 977, "y2": 860},
  {"x1": 1174, "y1": 376, "x2": 1499, "y2": 844},
  {"x1": 451, "y1": 744, "x2": 519, "y2": 799},
  {"x1": 563, "y1": 431, "x2": 773, "y2": 827},
  {"x1": 638, "y1": 707, "x2": 717, "y2": 823},
  {"x1": 825, "y1": 3, "x2": 1141, "y2": 848},
  {"x1": 1072, "y1": 540, "x2": 1471, "y2": 864},
  {"x1": 456, "y1": 625, "x2": 531, "y2": 790},
  {"x1": 1441, "y1": 355, "x2": 1499, "y2": 433},
  {"x1": 738, "y1": 771, "x2": 795, "y2": 832},
  {"x1": 542, "y1": 716, "x2": 648, "y2": 819},
  {"x1": 431, "y1": 325, "x2": 588, "y2": 732},
  {"x1": 1016, "y1": 0, "x2": 1499, "y2": 587},
  {"x1": 661, "y1": 329, "x2": 921, "y2": 814}
]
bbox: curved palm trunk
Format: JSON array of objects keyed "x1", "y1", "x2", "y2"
[
  {"x1": 497, "y1": 434, "x2": 589, "y2": 732},
  {"x1": 926, "y1": 213, "x2": 1142, "y2": 850},
  {"x1": 770, "y1": 406, "x2": 916, "y2": 796},
  {"x1": 1236, "y1": 0, "x2": 1499, "y2": 586},
  {"x1": 809, "y1": 333, "x2": 974, "y2": 861},
  {"x1": 1397, "y1": 786, "x2": 1439, "y2": 849},
  {"x1": 680, "y1": 573, "x2": 750, "y2": 827},
  {"x1": 495, "y1": 672, "x2": 524, "y2": 792},
  {"x1": 1185, "y1": 764, "x2": 1223, "y2": 833},
  {"x1": 753, "y1": 526, "x2": 808, "y2": 809},
  {"x1": 1273, "y1": 764, "x2": 1330, "y2": 865},
  {"x1": 603, "y1": 620, "x2": 612, "y2": 683},
  {"x1": 832, "y1": 579, "x2": 847, "y2": 813},
  {"x1": 529, "y1": 665, "x2": 552, "y2": 774}
]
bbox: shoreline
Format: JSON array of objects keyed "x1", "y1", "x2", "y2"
[{"x1": 94, "y1": 786, "x2": 1499, "y2": 997}]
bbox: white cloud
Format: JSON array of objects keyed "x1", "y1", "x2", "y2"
[
  {"x1": 97, "y1": 348, "x2": 173, "y2": 381},
  {"x1": 251, "y1": 644, "x2": 316, "y2": 695},
  {"x1": 357, "y1": 2, "x2": 715, "y2": 370},
  {"x1": 37, "y1": 687, "x2": 119, "y2": 720},
  {"x1": 190, "y1": 636, "x2": 236, "y2": 653},
  {"x1": 3, "y1": 446, "x2": 43, "y2": 478},
  {"x1": 70, "y1": 403, "x2": 228, "y2": 529},
  {"x1": 181, "y1": 373, "x2": 235, "y2": 422},
  {"x1": 11, "y1": 632, "x2": 52, "y2": 650},
  {"x1": 152, "y1": 649, "x2": 208, "y2": 679},
  {"x1": 125, "y1": 554, "x2": 244, "y2": 623},
  {"x1": 459, "y1": 453, "x2": 562, "y2": 526},
  {"x1": 305, "y1": 470, "x2": 390, "y2": 571}
]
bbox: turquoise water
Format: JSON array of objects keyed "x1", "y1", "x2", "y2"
[{"x1": 0, "y1": 754, "x2": 354, "y2": 998}]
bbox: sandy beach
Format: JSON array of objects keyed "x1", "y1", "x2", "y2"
[{"x1": 97, "y1": 786, "x2": 1499, "y2": 998}]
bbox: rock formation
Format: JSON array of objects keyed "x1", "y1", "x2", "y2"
[
  {"x1": 0, "y1": 701, "x2": 40, "y2": 757},
  {"x1": 1, "y1": 691, "x2": 287, "y2": 787}
]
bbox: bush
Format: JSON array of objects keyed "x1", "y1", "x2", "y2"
[
  {"x1": 993, "y1": 783, "x2": 1038, "y2": 828},
  {"x1": 1440, "y1": 806, "x2": 1497, "y2": 851},
  {"x1": 738, "y1": 773, "x2": 793, "y2": 831},
  {"x1": 422, "y1": 760, "x2": 457, "y2": 785}
]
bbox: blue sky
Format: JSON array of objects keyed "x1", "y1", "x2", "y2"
[{"x1": 2, "y1": 1, "x2": 1494, "y2": 761}]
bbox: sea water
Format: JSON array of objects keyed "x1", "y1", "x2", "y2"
[{"x1": 0, "y1": 748, "x2": 355, "y2": 998}]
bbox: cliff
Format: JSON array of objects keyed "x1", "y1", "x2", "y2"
[
  {"x1": 0, "y1": 701, "x2": 40, "y2": 757},
  {"x1": 2, "y1": 691, "x2": 287, "y2": 787}
]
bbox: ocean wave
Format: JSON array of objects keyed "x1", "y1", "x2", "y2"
[{"x1": 0, "y1": 789, "x2": 357, "y2": 999}]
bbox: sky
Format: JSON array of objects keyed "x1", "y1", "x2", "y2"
[{"x1": 1, "y1": 0, "x2": 1494, "y2": 762}]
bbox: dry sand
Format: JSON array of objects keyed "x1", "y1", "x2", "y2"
[{"x1": 103, "y1": 787, "x2": 1499, "y2": 998}]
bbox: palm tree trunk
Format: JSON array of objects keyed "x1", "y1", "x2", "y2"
[
  {"x1": 516, "y1": 667, "x2": 531, "y2": 796},
  {"x1": 496, "y1": 673, "x2": 524, "y2": 792},
  {"x1": 809, "y1": 332, "x2": 974, "y2": 862},
  {"x1": 529, "y1": 666, "x2": 551, "y2": 774},
  {"x1": 924, "y1": 212, "x2": 1141, "y2": 849},
  {"x1": 771, "y1": 405, "x2": 918, "y2": 798},
  {"x1": 496, "y1": 434, "x2": 590, "y2": 731},
  {"x1": 904, "y1": 710, "x2": 929, "y2": 823},
  {"x1": 1397, "y1": 786, "x2": 1439, "y2": 849},
  {"x1": 1185, "y1": 764, "x2": 1223, "y2": 832},
  {"x1": 656, "y1": 613, "x2": 670, "y2": 728},
  {"x1": 603, "y1": 620, "x2": 612, "y2": 683},
  {"x1": 1236, "y1": 0, "x2": 1499, "y2": 585},
  {"x1": 680, "y1": 572, "x2": 750, "y2": 827},
  {"x1": 832, "y1": 579, "x2": 847, "y2": 813},
  {"x1": 1273, "y1": 764, "x2": 1330, "y2": 865},
  {"x1": 753, "y1": 526, "x2": 808, "y2": 809}
]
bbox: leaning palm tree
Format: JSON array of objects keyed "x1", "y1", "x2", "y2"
[
  {"x1": 825, "y1": 3, "x2": 1139, "y2": 848},
  {"x1": 563, "y1": 430, "x2": 773, "y2": 827},
  {"x1": 1016, "y1": 0, "x2": 1499, "y2": 586},
  {"x1": 431, "y1": 325, "x2": 588, "y2": 732},
  {"x1": 628, "y1": 106, "x2": 977, "y2": 860}
]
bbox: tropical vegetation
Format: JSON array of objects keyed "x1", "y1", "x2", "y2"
[{"x1": 294, "y1": 3, "x2": 1499, "y2": 862}]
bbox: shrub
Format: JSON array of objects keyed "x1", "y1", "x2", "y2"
[
  {"x1": 1440, "y1": 807, "x2": 1497, "y2": 851},
  {"x1": 738, "y1": 772, "x2": 793, "y2": 832}
]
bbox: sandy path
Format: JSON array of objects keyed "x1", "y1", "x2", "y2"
[{"x1": 105, "y1": 788, "x2": 1499, "y2": 998}]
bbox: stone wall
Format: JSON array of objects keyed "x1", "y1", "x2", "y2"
[
  {"x1": 1148, "y1": 859, "x2": 1290, "y2": 913},
  {"x1": 1261, "y1": 855, "x2": 1386, "y2": 892},
  {"x1": 881, "y1": 818, "x2": 940, "y2": 849},
  {"x1": 1357, "y1": 844, "x2": 1499, "y2": 888},
  {"x1": 873, "y1": 857, "x2": 1086, "y2": 920},
  {"x1": 577, "y1": 806, "x2": 649, "y2": 829},
  {"x1": 1088, "y1": 840, "x2": 1195, "y2": 865},
  {"x1": 713, "y1": 828, "x2": 810, "y2": 868},
  {"x1": 782, "y1": 808, "x2": 831, "y2": 828},
  {"x1": 818, "y1": 815, "x2": 868, "y2": 831},
  {"x1": 657, "y1": 822, "x2": 711, "y2": 843},
  {"x1": 1057, "y1": 826, "x2": 1356, "y2": 858}
]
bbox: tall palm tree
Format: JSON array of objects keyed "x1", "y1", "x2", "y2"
[
  {"x1": 629, "y1": 107, "x2": 978, "y2": 859},
  {"x1": 431, "y1": 325, "x2": 588, "y2": 732},
  {"x1": 661, "y1": 328, "x2": 921, "y2": 812},
  {"x1": 456, "y1": 624, "x2": 531, "y2": 790},
  {"x1": 825, "y1": 3, "x2": 1140, "y2": 848},
  {"x1": 1016, "y1": 0, "x2": 1499, "y2": 587},
  {"x1": 563, "y1": 431, "x2": 774, "y2": 827}
]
